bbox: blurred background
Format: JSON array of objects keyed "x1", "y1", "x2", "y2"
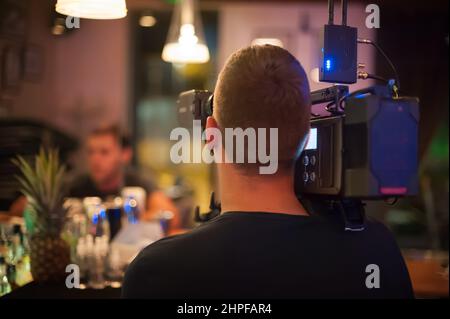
[{"x1": 0, "y1": 0, "x2": 448, "y2": 298}]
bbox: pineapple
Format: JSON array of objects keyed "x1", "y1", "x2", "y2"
[{"x1": 13, "y1": 148, "x2": 70, "y2": 283}]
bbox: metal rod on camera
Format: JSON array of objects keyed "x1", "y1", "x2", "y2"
[
  {"x1": 328, "y1": 0, "x2": 335, "y2": 25},
  {"x1": 341, "y1": 0, "x2": 348, "y2": 26}
]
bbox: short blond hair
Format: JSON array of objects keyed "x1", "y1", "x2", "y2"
[{"x1": 214, "y1": 45, "x2": 311, "y2": 174}]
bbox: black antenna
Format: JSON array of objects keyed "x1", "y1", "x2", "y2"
[
  {"x1": 328, "y1": 0, "x2": 335, "y2": 25},
  {"x1": 341, "y1": 0, "x2": 348, "y2": 26}
]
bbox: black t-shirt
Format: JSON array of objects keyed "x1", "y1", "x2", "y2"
[
  {"x1": 122, "y1": 211, "x2": 413, "y2": 299},
  {"x1": 67, "y1": 170, "x2": 157, "y2": 199}
]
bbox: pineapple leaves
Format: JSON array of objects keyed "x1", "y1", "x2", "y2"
[{"x1": 12, "y1": 147, "x2": 68, "y2": 237}]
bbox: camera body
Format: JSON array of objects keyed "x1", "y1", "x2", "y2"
[
  {"x1": 177, "y1": 90, "x2": 213, "y2": 129},
  {"x1": 177, "y1": 87, "x2": 420, "y2": 200},
  {"x1": 295, "y1": 94, "x2": 419, "y2": 199}
]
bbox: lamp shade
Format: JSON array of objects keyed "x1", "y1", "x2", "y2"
[
  {"x1": 162, "y1": 0, "x2": 209, "y2": 64},
  {"x1": 55, "y1": 0, "x2": 127, "y2": 20}
]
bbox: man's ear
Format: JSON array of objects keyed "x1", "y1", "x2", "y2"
[
  {"x1": 122, "y1": 146, "x2": 133, "y2": 164},
  {"x1": 205, "y1": 116, "x2": 219, "y2": 144}
]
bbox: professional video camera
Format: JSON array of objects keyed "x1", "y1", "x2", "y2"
[{"x1": 176, "y1": 0, "x2": 419, "y2": 231}]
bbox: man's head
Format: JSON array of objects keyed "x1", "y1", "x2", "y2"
[
  {"x1": 210, "y1": 45, "x2": 311, "y2": 176},
  {"x1": 86, "y1": 125, "x2": 132, "y2": 186}
]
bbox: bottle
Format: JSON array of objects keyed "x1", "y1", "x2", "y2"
[
  {"x1": 106, "y1": 246, "x2": 122, "y2": 288},
  {"x1": 88, "y1": 236, "x2": 106, "y2": 289},
  {"x1": 0, "y1": 225, "x2": 12, "y2": 264},
  {"x1": 11, "y1": 225, "x2": 24, "y2": 265},
  {"x1": 121, "y1": 187, "x2": 147, "y2": 224},
  {"x1": 105, "y1": 197, "x2": 122, "y2": 240},
  {"x1": 9, "y1": 224, "x2": 31, "y2": 287},
  {"x1": 75, "y1": 237, "x2": 88, "y2": 287},
  {"x1": 0, "y1": 229, "x2": 7, "y2": 259},
  {"x1": 0, "y1": 256, "x2": 12, "y2": 296},
  {"x1": 123, "y1": 196, "x2": 140, "y2": 224}
]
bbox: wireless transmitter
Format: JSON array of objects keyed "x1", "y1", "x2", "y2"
[{"x1": 319, "y1": 0, "x2": 357, "y2": 84}]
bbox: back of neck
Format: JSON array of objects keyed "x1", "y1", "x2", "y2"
[{"x1": 218, "y1": 166, "x2": 308, "y2": 216}]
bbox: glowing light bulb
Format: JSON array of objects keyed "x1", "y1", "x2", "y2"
[
  {"x1": 178, "y1": 24, "x2": 199, "y2": 45},
  {"x1": 162, "y1": 0, "x2": 209, "y2": 64},
  {"x1": 55, "y1": 0, "x2": 127, "y2": 19}
]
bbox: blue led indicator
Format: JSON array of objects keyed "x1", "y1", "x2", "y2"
[{"x1": 325, "y1": 59, "x2": 332, "y2": 71}]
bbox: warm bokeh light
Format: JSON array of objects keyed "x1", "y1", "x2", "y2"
[
  {"x1": 55, "y1": 0, "x2": 127, "y2": 20},
  {"x1": 139, "y1": 15, "x2": 157, "y2": 28},
  {"x1": 251, "y1": 38, "x2": 284, "y2": 47},
  {"x1": 162, "y1": 42, "x2": 210, "y2": 64},
  {"x1": 162, "y1": 24, "x2": 210, "y2": 63},
  {"x1": 162, "y1": 0, "x2": 210, "y2": 64}
]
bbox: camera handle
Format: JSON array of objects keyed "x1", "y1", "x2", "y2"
[
  {"x1": 300, "y1": 196, "x2": 366, "y2": 231},
  {"x1": 334, "y1": 199, "x2": 366, "y2": 231}
]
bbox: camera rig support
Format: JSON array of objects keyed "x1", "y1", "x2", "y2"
[{"x1": 300, "y1": 84, "x2": 366, "y2": 231}]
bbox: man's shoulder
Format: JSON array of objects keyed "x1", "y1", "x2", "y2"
[
  {"x1": 133, "y1": 221, "x2": 215, "y2": 259},
  {"x1": 126, "y1": 213, "x2": 397, "y2": 269},
  {"x1": 362, "y1": 217, "x2": 401, "y2": 245},
  {"x1": 135, "y1": 214, "x2": 399, "y2": 253},
  {"x1": 133, "y1": 213, "x2": 399, "y2": 253},
  {"x1": 121, "y1": 230, "x2": 202, "y2": 298},
  {"x1": 124, "y1": 221, "x2": 222, "y2": 277}
]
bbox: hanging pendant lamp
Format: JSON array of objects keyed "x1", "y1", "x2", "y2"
[
  {"x1": 55, "y1": 0, "x2": 127, "y2": 20},
  {"x1": 162, "y1": 0, "x2": 210, "y2": 64}
]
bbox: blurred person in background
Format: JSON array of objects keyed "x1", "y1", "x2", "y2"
[{"x1": 67, "y1": 125, "x2": 181, "y2": 234}]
